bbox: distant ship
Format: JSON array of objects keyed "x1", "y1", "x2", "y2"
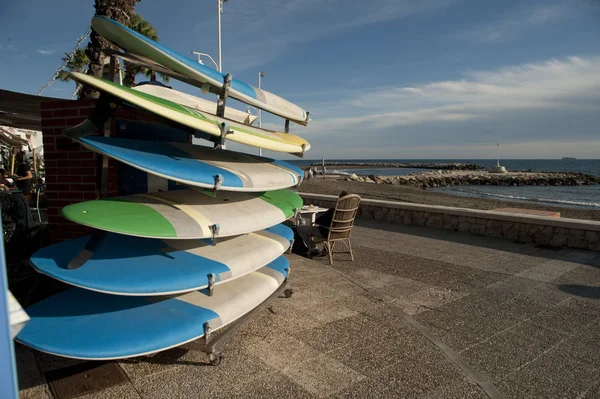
[{"x1": 562, "y1": 157, "x2": 576, "y2": 160}]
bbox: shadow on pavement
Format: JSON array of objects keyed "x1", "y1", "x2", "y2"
[{"x1": 558, "y1": 284, "x2": 600, "y2": 299}]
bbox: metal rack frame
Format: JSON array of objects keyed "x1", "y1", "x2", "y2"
[{"x1": 186, "y1": 276, "x2": 293, "y2": 366}]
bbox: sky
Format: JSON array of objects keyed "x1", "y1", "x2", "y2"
[{"x1": 1, "y1": 0, "x2": 599, "y2": 160}]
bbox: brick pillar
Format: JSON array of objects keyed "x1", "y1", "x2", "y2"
[
  {"x1": 41, "y1": 100, "x2": 118, "y2": 242},
  {"x1": 41, "y1": 99, "x2": 191, "y2": 243}
]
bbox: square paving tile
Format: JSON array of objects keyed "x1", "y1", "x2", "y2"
[
  {"x1": 260, "y1": 298, "x2": 326, "y2": 336},
  {"x1": 527, "y1": 298, "x2": 600, "y2": 335},
  {"x1": 486, "y1": 276, "x2": 544, "y2": 296},
  {"x1": 341, "y1": 267, "x2": 408, "y2": 288},
  {"x1": 289, "y1": 313, "x2": 380, "y2": 353},
  {"x1": 498, "y1": 348, "x2": 599, "y2": 399},
  {"x1": 516, "y1": 259, "x2": 581, "y2": 282},
  {"x1": 329, "y1": 292, "x2": 387, "y2": 315},
  {"x1": 549, "y1": 319, "x2": 600, "y2": 367},
  {"x1": 367, "y1": 350, "x2": 470, "y2": 398},
  {"x1": 459, "y1": 322, "x2": 565, "y2": 384},
  {"x1": 374, "y1": 278, "x2": 434, "y2": 300},
  {"x1": 130, "y1": 349, "x2": 273, "y2": 399},
  {"x1": 494, "y1": 296, "x2": 548, "y2": 321},
  {"x1": 407, "y1": 286, "x2": 469, "y2": 310},
  {"x1": 226, "y1": 372, "x2": 318, "y2": 399},
  {"x1": 517, "y1": 282, "x2": 573, "y2": 307},
  {"x1": 282, "y1": 354, "x2": 367, "y2": 398},
  {"x1": 437, "y1": 310, "x2": 522, "y2": 352},
  {"x1": 327, "y1": 324, "x2": 431, "y2": 377},
  {"x1": 245, "y1": 330, "x2": 322, "y2": 371}
]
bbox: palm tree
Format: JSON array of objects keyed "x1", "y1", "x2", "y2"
[
  {"x1": 122, "y1": 13, "x2": 170, "y2": 87},
  {"x1": 56, "y1": 49, "x2": 89, "y2": 82},
  {"x1": 80, "y1": 0, "x2": 140, "y2": 99}
]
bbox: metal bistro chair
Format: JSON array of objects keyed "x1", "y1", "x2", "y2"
[{"x1": 309, "y1": 194, "x2": 361, "y2": 265}]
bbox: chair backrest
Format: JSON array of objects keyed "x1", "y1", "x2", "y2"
[{"x1": 326, "y1": 194, "x2": 361, "y2": 240}]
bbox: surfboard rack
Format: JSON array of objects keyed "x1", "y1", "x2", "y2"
[
  {"x1": 63, "y1": 93, "x2": 121, "y2": 139},
  {"x1": 67, "y1": 230, "x2": 108, "y2": 270},
  {"x1": 284, "y1": 119, "x2": 290, "y2": 133},
  {"x1": 216, "y1": 74, "x2": 232, "y2": 118},
  {"x1": 214, "y1": 122, "x2": 233, "y2": 150},
  {"x1": 213, "y1": 174, "x2": 224, "y2": 192},
  {"x1": 188, "y1": 276, "x2": 292, "y2": 366},
  {"x1": 207, "y1": 273, "x2": 217, "y2": 296},
  {"x1": 209, "y1": 224, "x2": 220, "y2": 245}
]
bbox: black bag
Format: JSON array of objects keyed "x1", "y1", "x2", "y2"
[{"x1": 291, "y1": 227, "x2": 309, "y2": 256}]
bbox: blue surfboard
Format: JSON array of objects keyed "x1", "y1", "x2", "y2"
[
  {"x1": 77, "y1": 136, "x2": 303, "y2": 191},
  {"x1": 29, "y1": 224, "x2": 293, "y2": 296},
  {"x1": 92, "y1": 16, "x2": 310, "y2": 125},
  {"x1": 16, "y1": 257, "x2": 288, "y2": 360}
]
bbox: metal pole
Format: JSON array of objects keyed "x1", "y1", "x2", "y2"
[
  {"x1": 258, "y1": 72, "x2": 262, "y2": 128},
  {"x1": 258, "y1": 71, "x2": 265, "y2": 156},
  {"x1": 217, "y1": 0, "x2": 225, "y2": 73}
]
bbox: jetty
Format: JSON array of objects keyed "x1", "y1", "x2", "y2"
[
  {"x1": 310, "y1": 161, "x2": 482, "y2": 171},
  {"x1": 345, "y1": 170, "x2": 600, "y2": 188}
]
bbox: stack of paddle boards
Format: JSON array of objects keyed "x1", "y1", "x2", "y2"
[{"x1": 16, "y1": 15, "x2": 312, "y2": 363}]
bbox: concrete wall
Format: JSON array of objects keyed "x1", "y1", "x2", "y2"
[{"x1": 299, "y1": 193, "x2": 600, "y2": 252}]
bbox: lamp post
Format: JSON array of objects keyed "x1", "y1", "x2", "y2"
[
  {"x1": 191, "y1": 52, "x2": 218, "y2": 70},
  {"x1": 217, "y1": 0, "x2": 228, "y2": 72},
  {"x1": 258, "y1": 72, "x2": 266, "y2": 128},
  {"x1": 257, "y1": 72, "x2": 266, "y2": 156}
]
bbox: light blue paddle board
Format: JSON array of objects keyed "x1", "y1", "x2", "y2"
[
  {"x1": 92, "y1": 16, "x2": 310, "y2": 125},
  {"x1": 29, "y1": 224, "x2": 293, "y2": 295},
  {"x1": 16, "y1": 257, "x2": 289, "y2": 360},
  {"x1": 77, "y1": 136, "x2": 303, "y2": 191}
]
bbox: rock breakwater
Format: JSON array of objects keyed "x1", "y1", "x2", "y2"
[
  {"x1": 311, "y1": 161, "x2": 482, "y2": 171},
  {"x1": 345, "y1": 171, "x2": 600, "y2": 188}
]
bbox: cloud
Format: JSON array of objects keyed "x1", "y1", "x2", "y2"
[
  {"x1": 196, "y1": 0, "x2": 454, "y2": 71},
  {"x1": 455, "y1": 1, "x2": 582, "y2": 44},
  {"x1": 293, "y1": 55, "x2": 600, "y2": 158},
  {"x1": 313, "y1": 55, "x2": 600, "y2": 127},
  {"x1": 37, "y1": 49, "x2": 54, "y2": 55}
]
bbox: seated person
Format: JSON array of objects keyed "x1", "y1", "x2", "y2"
[
  {"x1": 296, "y1": 191, "x2": 348, "y2": 254},
  {"x1": 0, "y1": 169, "x2": 15, "y2": 190}
]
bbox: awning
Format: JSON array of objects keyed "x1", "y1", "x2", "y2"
[{"x1": 0, "y1": 89, "x2": 63, "y2": 131}]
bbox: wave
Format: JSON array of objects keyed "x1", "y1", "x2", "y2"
[
  {"x1": 330, "y1": 169, "x2": 352, "y2": 176},
  {"x1": 450, "y1": 188, "x2": 600, "y2": 208}
]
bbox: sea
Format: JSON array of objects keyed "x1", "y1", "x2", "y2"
[{"x1": 288, "y1": 159, "x2": 600, "y2": 210}]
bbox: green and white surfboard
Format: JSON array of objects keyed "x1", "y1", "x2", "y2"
[
  {"x1": 61, "y1": 189, "x2": 302, "y2": 240},
  {"x1": 68, "y1": 72, "x2": 310, "y2": 154}
]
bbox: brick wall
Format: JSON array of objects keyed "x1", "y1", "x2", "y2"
[
  {"x1": 41, "y1": 99, "x2": 191, "y2": 243},
  {"x1": 41, "y1": 99, "x2": 117, "y2": 242}
]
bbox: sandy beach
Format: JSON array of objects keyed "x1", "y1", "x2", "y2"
[{"x1": 299, "y1": 176, "x2": 600, "y2": 221}]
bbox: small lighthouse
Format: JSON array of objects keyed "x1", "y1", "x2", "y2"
[{"x1": 490, "y1": 143, "x2": 507, "y2": 173}]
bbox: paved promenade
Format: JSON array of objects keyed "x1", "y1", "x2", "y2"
[{"x1": 17, "y1": 220, "x2": 600, "y2": 398}]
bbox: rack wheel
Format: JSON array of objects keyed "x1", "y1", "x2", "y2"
[
  {"x1": 208, "y1": 352, "x2": 223, "y2": 366},
  {"x1": 284, "y1": 288, "x2": 294, "y2": 298}
]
